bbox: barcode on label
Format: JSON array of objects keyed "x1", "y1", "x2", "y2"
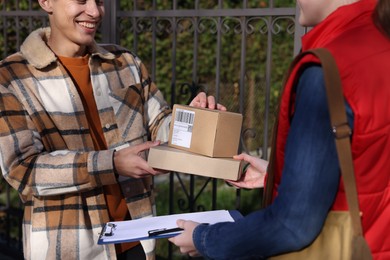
[{"x1": 175, "y1": 110, "x2": 195, "y2": 125}]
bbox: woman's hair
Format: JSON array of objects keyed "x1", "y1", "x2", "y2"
[{"x1": 373, "y1": 0, "x2": 390, "y2": 38}]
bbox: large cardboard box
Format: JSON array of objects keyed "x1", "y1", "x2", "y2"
[
  {"x1": 148, "y1": 144, "x2": 243, "y2": 180},
  {"x1": 168, "y1": 104, "x2": 243, "y2": 157}
]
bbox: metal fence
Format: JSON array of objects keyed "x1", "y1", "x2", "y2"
[{"x1": 0, "y1": 1, "x2": 303, "y2": 258}]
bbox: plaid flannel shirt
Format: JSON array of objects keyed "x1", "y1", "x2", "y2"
[{"x1": 0, "y1": 27, "x2": 171, "y2": 260}]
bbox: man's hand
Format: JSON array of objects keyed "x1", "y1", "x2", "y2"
[
  {"x1": 189, "y1": 92, "x2": 227, "y2": 111},
  {"x1": 168, "y1": 220, "x2": 201, "y2": 257},
  {"x1": 114, "y1": 141, "x2": 165, "y2": 178}
]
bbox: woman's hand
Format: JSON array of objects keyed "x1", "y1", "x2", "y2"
[
  {"x1": 168, "y1": 219, "x2": 201, "y2": 257},
  {"x1": 226, "y1": 153, "x2": 269, "y2": 189}
]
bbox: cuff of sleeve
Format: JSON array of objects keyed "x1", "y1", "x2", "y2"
[
  {"x1": 155, "y1": 115, "x2": 172, "y2": 142},
  {"x1": 193, "y1": 223, "x2": 210, "y2": 258},
  {"x1": 87, "y1": 150, "x2": 117, "y2": 186}
]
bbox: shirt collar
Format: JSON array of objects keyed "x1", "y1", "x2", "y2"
[{"x1": 20, "y1": 27, "x2": 115, "y2": 69}]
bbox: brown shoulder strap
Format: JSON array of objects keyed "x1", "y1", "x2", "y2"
[
  {"x1": 308, "y1": 48, "x2": 362, "y2": 235},
  {"x1": 264, "y1": 48, "x2": 363, "y2": 237}
]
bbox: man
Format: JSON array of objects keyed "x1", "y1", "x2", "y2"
[{"x1": 0, "y1": 0, "x2": 223, "y2": 259}]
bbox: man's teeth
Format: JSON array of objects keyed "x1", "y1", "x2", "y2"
[{"x1": 78, "y1": 22, "x2": 96, "y2": 28}]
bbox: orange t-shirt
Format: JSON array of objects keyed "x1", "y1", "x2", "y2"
[{"x1": 58, "y1": 55, "x2": 139, "y2": 254}]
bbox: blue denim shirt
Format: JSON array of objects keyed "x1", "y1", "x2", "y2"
[{"x1": 193, "y1": 66, "x2": 354, "y2": 259}]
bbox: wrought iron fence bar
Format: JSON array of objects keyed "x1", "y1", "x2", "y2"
[
  {"x1": 0, "y1": 11, "x2": 45, "y2": 16},
  {"x1": 192, "y1": 5, "x2": 199, "y2": 87},
  {"x1": 131, "y1": 0, "x2": 138, "y2": 53},
  {"x1": 189, "y1": 175, "x2": 195, "y2": 211},
  {"x1": 150, "y1": 0, "x2": 157, "y2": 82},
  {"x1": 101, "y1": 0, "x2": 113, "y2": 43},
  {"x1": 212, "y1": 178, "x2": 218, "y2": 210},
  {"x1": 239, "y1": 18, "x2": 247, "y2": 115},
  {"x1": 169, "y1": 173, "x2": 175, "y2": 214},
  {"x1": 117, "y1": 8, "x2": 296, "y2": 18},
  {"x1": 169, "y1": 16, "x2": 178, "y2": 105},
  {"x1": 215, "y1": 16, "x2": 222, "y2": 102},
  {"x1": 15, "y1": 17, "x2": 20, "y2": 51},
  {"x1": 263, "y1": 16, "x2": 273, "y2": 161},
  {"x1": 214, "y1": 0, "x2": 223, "y2": 103}
]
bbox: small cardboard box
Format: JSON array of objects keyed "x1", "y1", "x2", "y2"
[
  {"x1": 168, "y1": 104, "x2": 243, "y2": 157},
  {"x1": 148, "y1": 144, "x2": 243, "y2": 180}
]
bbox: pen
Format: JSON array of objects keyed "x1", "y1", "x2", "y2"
[{"x1": 148, "y1": 227, "x2": 184, "y2": 237}]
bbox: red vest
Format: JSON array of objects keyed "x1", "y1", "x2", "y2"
[{"x1": 271, "y1": 0, "x2": 390, "y2": 258}]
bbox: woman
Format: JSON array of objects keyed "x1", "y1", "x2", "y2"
[{"x1": 169, "y1": 0, "x2": 390, "y2": 259}]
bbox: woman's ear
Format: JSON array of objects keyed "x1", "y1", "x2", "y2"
[{"x1": 38, "y1": 0, "x2": 53, "y2": 14}]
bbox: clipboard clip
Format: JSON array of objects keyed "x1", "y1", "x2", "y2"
[
  {"x1": 148, "y1": 227, "x2": 183, "y2": 237},
  {"x1": 100, "y1": 223, "x2": 117, "y2": 237}
]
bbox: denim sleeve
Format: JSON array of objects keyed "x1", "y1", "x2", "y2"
[{"x1": 192, "y1": 66, "x2": 354, "y2": 259}]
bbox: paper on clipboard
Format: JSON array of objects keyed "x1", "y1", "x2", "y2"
[{"x1": 98, "y1": 210, "x2": 242, "y2": 245}]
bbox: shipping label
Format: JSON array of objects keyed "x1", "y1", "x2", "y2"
[{"x1": 171, "y1": 109, "x2": 195, "y2": 148}]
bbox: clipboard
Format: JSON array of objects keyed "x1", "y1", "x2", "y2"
[{"x1": 98, "y1": 210, "x2": 243, "y2": 244}]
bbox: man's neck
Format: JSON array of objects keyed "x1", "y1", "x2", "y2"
[{"x1": 47, "y1": 38, "x2": 88, "y2": 58}]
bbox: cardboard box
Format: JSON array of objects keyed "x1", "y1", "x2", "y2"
[
  {"x1": 168, "y1": 104, "x2": 243, "y2": 157},
  {"x1": 148, "y1": 144, "x2": 243, "y2": 180}
]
